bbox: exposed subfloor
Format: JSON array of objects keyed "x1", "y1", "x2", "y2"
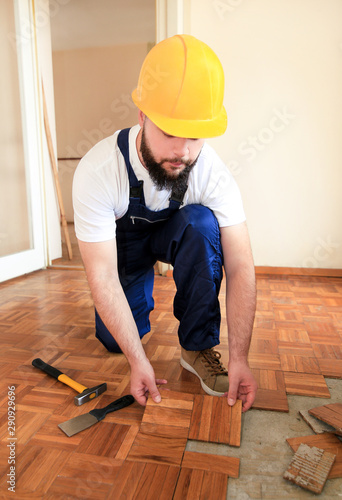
[{"x1": 188, "y1": 379, "x2": 342, "y2": 499}]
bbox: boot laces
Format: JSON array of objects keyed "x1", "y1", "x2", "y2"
[{"x1": 198, "y1": 348, "x2": 228, "y2": 375}]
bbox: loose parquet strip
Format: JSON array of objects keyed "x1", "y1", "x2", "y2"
[
  {"x1": 173, "y1": 468, "x2": 228, "y2": 500},
  {"x1": 181, "y1": 450, "x2": 240, "y2": 478},
  {"x1": 309, "y1": 403, "x2": 342, "y2": 436},
  {"x1": 317, "y1": 359, "x2": 342, "y2": 379},
  {"x1": 283, "y1": 443, "x2": 336, "y2": 494},
  {"x1": 284, "y1": 372, "x2": 331, "y2": 398},
  {"x1": 286, "y1": 432, "x2": 342, "y2": 479},
  {"x1": 188, "y1": 396, "x2": 242, "y2": 446}
]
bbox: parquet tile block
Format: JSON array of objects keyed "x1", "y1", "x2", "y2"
[
  {"x1": 109, "y1": 461, "x2": 180, "y2": 500},
  {"x1": 317, "y1": 359, "x2": 342, "y2": 379},
  {"x1": 251, "y1": 369, "x2": 289, "y2": 412},
  {"x1": 181, "y1": 451, "x2": 240, "y2": 478},
  {"x1": 309, "y1": 403, "x2": 342, "y2": 436},
  {"x1": 247, "y1": 352, "x2": 281, "y2": 370},
  {"x1": 284, "y1": 372, "x2": 331, "y2": 398},
  {"x1": 126, "y1": 423, "x2": 188, "y2": 466},
  {"x1": 76, "y1": 422, "x2": 132, "y2": 457},
  {"x1": 277, "y1": 341, "x2": 314, "y2": 357},
  {"x1": 188, "y1": 396, "x2": 242, "y2": 446},
  {"x1": 277, "y1": 329, "x2": 311, "y2": 343},
  {"x1": 142, "y1": 390, "x2": 193, "y2": 429},
  {"x1": 57, "y1": 452, "x2": 123, "y2": 483},
  {"x1": 283, "y1": 443, "x2": 335, "y2": 494},
  {"x1": 46, "y1": 478, "x2": 111, "y2": 499},
  {"x1": 286, "y1": 432, "x2": 342, "y2": 479},
  {"x1": 279, "y1": 354, "x2": 321, "y2": 374},
  {"x1": 174, "y1": 467, "x2": 228, "y2": 500},
  {"x1": 13, "y1": 445, "x2": 71, "y2": 495},
  {"x1": 312, "y1": 342, "x2": 342, "y2": 359}
]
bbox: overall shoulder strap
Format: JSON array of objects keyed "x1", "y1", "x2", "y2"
[{"x1": 117, "y1": 128, "x2": 144, "y2": 203}]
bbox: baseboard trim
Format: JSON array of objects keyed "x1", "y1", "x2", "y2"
[
  {"x1": 163, "y1": 266, "x2": 342, "y2": 278},
  {"x1": 255, "y1": 266, "x2": 342, "y2": 278}
]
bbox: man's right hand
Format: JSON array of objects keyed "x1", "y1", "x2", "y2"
[{"x1": 130, "y1": 358, "x2": 167, "y2": 406}]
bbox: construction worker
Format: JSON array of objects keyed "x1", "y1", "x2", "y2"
[{"x1": 73, "y1": 34, "x2": 257, "y2": 411}]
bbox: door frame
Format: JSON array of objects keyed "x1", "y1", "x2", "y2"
[{"x1": 0, "y1": 0, "x2": 46, "y2": 283}]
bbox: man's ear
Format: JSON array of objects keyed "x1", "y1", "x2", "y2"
[{"x1": 138, "y1": 110, "x2": 146, "y2": 127}]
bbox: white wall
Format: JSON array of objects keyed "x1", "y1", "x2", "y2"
[{"x1": 186, "y1": 0, "x2": 342, "y2": 269}]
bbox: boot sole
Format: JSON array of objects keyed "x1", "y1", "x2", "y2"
[{"x1": 180, "y1": 356, "x2": 226, "y2": 397}]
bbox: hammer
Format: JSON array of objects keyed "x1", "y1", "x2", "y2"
[{"x1": 32, "y1": 358, "x2": 107, "y2": 406}]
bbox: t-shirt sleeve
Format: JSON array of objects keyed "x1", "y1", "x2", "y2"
[
  {"x1": 72, "y1": 157, "x2": 117, "y2": 243},
  {"x1": 199, "y1": 146, "x2": 246, "y2": 227}
]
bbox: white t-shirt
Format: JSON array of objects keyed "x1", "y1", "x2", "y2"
[{"x1": 73, "y1": 125, "x2": 246, "y2": 242}]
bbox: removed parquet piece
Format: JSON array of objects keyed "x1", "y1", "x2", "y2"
[
  {"x1": 283, "y1": 443, "x2": 336, "y2": 494},
  {"x1": 188, "y1": 396, "x2": 242, "y2": 446},
  {"x1": 309, "y1": 403, "x2": 342, "y2": 436},
  {"x1": 287, "y1": 433, "x2": 342, "y2": 479},
  {"x1": 299, "y1": 409, "x2": 337, "y2": 435}
]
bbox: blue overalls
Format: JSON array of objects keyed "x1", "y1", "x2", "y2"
[{"x1": 95, "y1": 128, "x2": 224, "y2": 353}]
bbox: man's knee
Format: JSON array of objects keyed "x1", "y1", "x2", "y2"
[{"x1": 180, "y1": 204, "x2": 221, "y2": 246}]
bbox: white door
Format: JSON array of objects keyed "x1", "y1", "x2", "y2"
[{"x1": 0, "y1": 0, "x2": 45, "y2": 283}]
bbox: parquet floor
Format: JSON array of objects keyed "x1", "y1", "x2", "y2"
[{"x1": 0, "y1": 268, "x2": 341, "y2": 498}]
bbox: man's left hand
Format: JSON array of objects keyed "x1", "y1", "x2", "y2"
[{"x1": 224, "y1": 360, "x2": 258, "y2": 412}]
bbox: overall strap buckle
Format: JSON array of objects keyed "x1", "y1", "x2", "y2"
[
  {"x1": 130, "y1": 181, "x2": 144, "y2": 199},
  {"x1": 169, "y1": 184, "x2": 188, "y2": 207}
]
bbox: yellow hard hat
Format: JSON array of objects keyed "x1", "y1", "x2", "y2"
[{"x1": 132, "y1": 34, "x2": 227, "y2": 139}]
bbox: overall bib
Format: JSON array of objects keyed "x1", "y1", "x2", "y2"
[{"x1": 95, "y1": 128, "x2": 224, "y2": 353}]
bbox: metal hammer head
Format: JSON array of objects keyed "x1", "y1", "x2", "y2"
[{"x1": 74, "y1": 383, "x2": 107, "y2": 406}]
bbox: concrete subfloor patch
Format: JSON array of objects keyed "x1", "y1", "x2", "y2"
[{"x1": 186, "y1": 378, "x2": 342, "y2": 499}]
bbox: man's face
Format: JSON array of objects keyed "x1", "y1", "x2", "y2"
[{"x1": 138, "y1": 114, "x2": 204, "y2": 191}]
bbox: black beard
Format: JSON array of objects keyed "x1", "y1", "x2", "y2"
[{"x1": 140, "y1": 126, "x2": 200, "y2": 198}]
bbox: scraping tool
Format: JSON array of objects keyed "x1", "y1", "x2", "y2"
[
  {"x1": 58, "y1": 395, "x2": 135, "y2": 436},
  {"x1": 32, "y1": 358, "x2": 107, "y2": 406}
]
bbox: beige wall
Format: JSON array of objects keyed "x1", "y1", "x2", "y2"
[
  {"x1": 52, "y1": 43, "x2": 149, "y2": 220},
  {"x1": 0, "y1": 1, "x2": 30, "y2": 257},
  {"x1": 186, "y1": 0, "x2": 342, "y2": 269}
]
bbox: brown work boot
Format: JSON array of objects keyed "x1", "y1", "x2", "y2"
[{"x1": 180, "y1": 347, "x2": 229, "y2": 396}]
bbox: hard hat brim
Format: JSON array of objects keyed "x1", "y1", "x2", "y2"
[{"x1": 132, "y1": 89, "x2": 227, "y2": 139}]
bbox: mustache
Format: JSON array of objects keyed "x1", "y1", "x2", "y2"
[{"x1": 162, "y1": 157, "x2": 192, "y2": 166}]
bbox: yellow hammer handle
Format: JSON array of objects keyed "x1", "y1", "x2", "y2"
[{"x1": 58, "y1": 374, "x2": 87, "y2": 394}]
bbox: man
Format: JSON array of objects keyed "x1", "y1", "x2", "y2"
[{"x1": 73, "y1": 34, "x2": 257, "y2": 411}]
